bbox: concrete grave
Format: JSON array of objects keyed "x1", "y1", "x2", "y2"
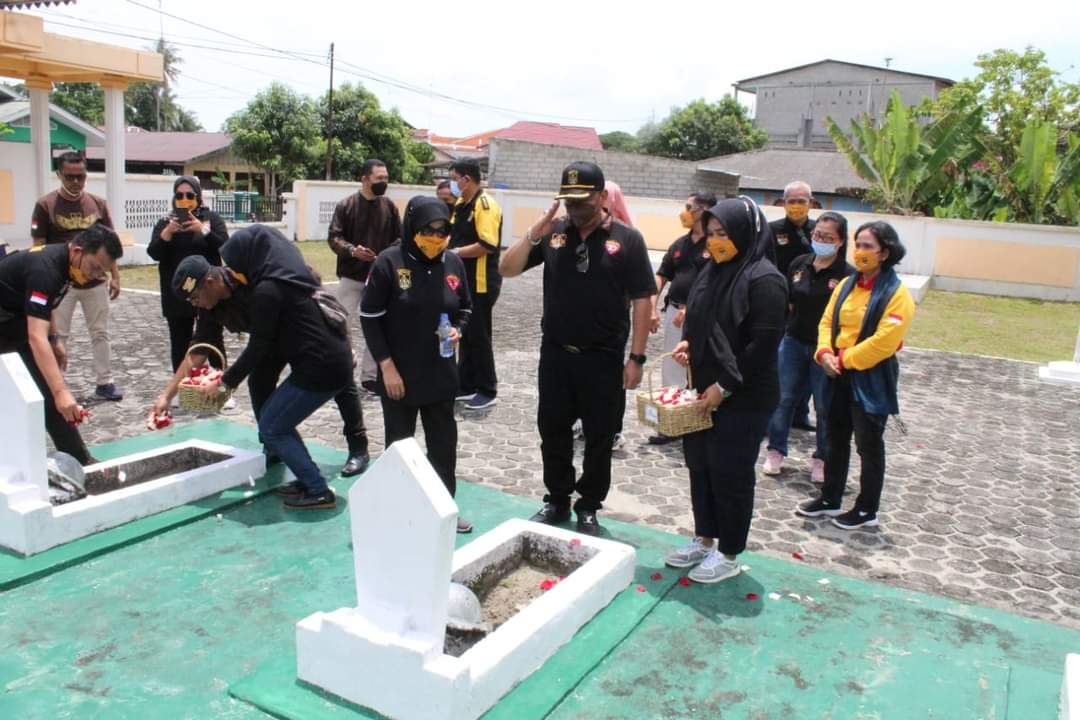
[
  {"x1": 0, "y1": 352, "x2": 265, "y2": 556},
  {"x1": 296, "y1": 438, "x2": 636, "y2": 720},
  {"x1": 1039, "y1": 326, "x2": 1080, "y2": 386}
]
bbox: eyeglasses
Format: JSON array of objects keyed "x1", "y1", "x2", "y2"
[
  {"x1": 62, "y1": 173, "x2": 87, "y2": 182},
  {"x1": 175, "y1": 192, "x2": 197, "y2": 200},
  {"x1": 575, "y1": 242, "x2": 589, "y2": 273},
  {"x1": 810, "y1": 232, "x2": 838, "y2": 243}
]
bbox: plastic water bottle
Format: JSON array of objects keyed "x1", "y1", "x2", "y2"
[{"x1": 438, "y1": 313, "x2": 454, "y2": 358}]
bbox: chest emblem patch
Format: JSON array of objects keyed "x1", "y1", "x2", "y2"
[
  {"x1": 446, "y1": 274, "x2": 461, "y2": 291},
  {"x1": 549, "y1": 233, "x2": 566, "y2": 249},
  {"x1": 604, "y1": 240, "x2": 621, "y2": 255},
  {"x1": 828, "y1": 279, "x2": 839, "y2": 290},
  {"x1": 776, "y1": 233, "x2": 790, "y2": 246},
  {"x1": 397, "y1": 268, "x2": 412, "y2": 290},
  {"x1": 792, "y1": 271, "x2": 803, "y2": 284}
]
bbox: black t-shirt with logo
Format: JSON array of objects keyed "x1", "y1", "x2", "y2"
[
  {"x1": 525, "y1": 217, "x2": 656, "y2": 353},
  {"x1": 769, "y1": 216, "x2": 816, "y2": 276},
  {"x1": 785, "y1": 252, "x2": 854, "y2": 345},
  {"x1": 656, "y1": 232, "x2": 709, "y2": 308},
  {"x1": 0, "y1": 244, "x2": 71, "y2": 343}
]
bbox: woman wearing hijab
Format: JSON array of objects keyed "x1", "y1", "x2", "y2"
[
  {"x1": 147, "y1": 176, "x2": 228, "y2": 371},
  {"x1": 665, "y1": 197, "x2": 787, "y2": 583},
  {"x1": 360, "y1": 196, "x2": 475, "y2": 533},
  {"x1": 795, "y1": 220, "x2": 915, "y2": 530},
  {"x1": 762, "y1": 211, "x2": 854, "y2": 482}
]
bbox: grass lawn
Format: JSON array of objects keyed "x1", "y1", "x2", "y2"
[{"x1": 122, "y1": 246, "x2": 1080, "y2": 363}]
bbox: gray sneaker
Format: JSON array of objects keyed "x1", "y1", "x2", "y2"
[
  {"x1": 688, "y1": 549, "x2": 741, "y2": 584},
  {"x1": 664, "y1": 537, "x2": 710, "y2": 568}
]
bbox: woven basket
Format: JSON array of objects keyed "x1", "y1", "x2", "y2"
[
  {"x1": 636, "y1": 352, "x2": 713, "y2": 437},
  {"x1": 177, "y1": 343, "x2": 231, "y2": 413}
]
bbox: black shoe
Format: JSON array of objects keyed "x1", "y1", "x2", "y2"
[
  {"x1": 576, "y1": 510, "x2": 602, "y2": 536},
  {"x1": 795, "y1": 497, "x2": 843, "y2": 518},
  {"x1": 792, "y1": 420, "x2": 816, "y2": 432},
  {"x1": 341, "y1": 452, "x2": 370, "y2": 477},
  {"x1": 272, "y1": 480, "x2": 304, "y2": 496},
  {"x1": 457, "y1": 517, "x2": 474, "y2": 534},
  {"x1": 284, "y1": 489, "x2": 337, "y2": 510},
  {"x1": 95, "y1": 383, "x2": 123, "y2": 401},
  {"x1": 529, "y1": 502, "x2": 571, "y2": 525},
  {"x1": 647, "y1": 434, "x2": 678, "y2": 445},
  {"x1": 832, "y1": 508, "x2": 879, "y2": 530},
  {"x1": 360, "y1": 380, "x2": 379, "y2": 395}
]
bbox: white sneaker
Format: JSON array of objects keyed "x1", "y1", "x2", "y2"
[
  {"x1": 222, "y1": 397, "x2": 237, "y2": 410},
  {"x1": 612, "y1": 432, "x2": 626, "y2": 450},
  {"x1": 811, "y1": 458, "x2": 825, "y2": 484},
  {"x1": 762, "y1": 449, "x2": 784, "y2": 475},
  {"x1": 688, "y1": 549, "x2": 741, "y2": 584},
  {"x1": 664, "y1": 537, "x2": 710, "y2": 568}
]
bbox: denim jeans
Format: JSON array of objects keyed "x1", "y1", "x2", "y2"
[
  {"x1": 257, "y1": 377, "x2": 342, "y2": 495},
  {"x1": 766, "y1": 335, "x2": 830, "y2": 459}
]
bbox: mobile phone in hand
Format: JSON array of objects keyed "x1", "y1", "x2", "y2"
[{"x1": 175, "y1": 207, "x2": 191, "y2": 223}]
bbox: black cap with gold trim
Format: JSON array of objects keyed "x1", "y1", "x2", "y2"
[
  {"x1": 172, "y1": 255, "x2": 212, "y2": 300},
  {"x1": 555, "y1": 161, "x2": 605, "y2": 200}
]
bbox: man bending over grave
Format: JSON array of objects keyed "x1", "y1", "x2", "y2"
[{"x1": 0, "y1": 222, "x2": 123, "y2": 465}]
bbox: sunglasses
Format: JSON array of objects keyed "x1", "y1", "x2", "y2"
[
  {"x1": 175, "y1": 191, "x2": 198, "y2": 200},
  {"x1": 420, "y1": 226, "x2": 450, "y2": 238},
  {"x1": 575, "y1": 243, "x2": 589, "y2": 273},
  {"x1": 62, "y1": 173, "x2": 87, "y2": 182}
]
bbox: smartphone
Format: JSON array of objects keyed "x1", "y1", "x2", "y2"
[{"x1": 175, "y1": 207, "x2": 191, "y2": 223}]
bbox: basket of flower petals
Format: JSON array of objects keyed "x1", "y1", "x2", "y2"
[
  {"x1": 636, "y1": 352, "x2": 713, "y2": 437},
  {"x1": 177, "y1": 343, "x2": 231, "y2": 413}
]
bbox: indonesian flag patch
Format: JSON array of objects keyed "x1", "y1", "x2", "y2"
[
  {"x1": 446, "y1": 274, "x2": 460, "y2": 291},
  {"x1": 30, "y1": 291, "x2": 49, "y2": 306},
  {"x1": 886, "y1": 313, "x2": 904, "y2": 325}
]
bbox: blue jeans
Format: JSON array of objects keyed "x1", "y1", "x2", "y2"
[
  {"x1": 258, "y1": 377, "x2": 342, "y2": 495},
  {"x1": 766, "y1": 336, "x2": 830, "y2": 459}
]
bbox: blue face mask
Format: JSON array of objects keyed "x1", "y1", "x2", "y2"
[
  {"x1": 449, "y1": 180, "x2": 461, "y2": 197},
  {"x1": 812, "y1": 240, "x2": 838, "y2": 258}
]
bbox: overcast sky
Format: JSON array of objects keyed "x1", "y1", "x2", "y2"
[{"x1": 10, "y1": 0, "x2": 1080, "y2": 138}]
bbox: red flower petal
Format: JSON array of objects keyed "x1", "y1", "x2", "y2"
[
  {"x1": 570, "y1": 539, "x2": 582, "y2": 547},
  {"x1": 650, "y1": 572, "x2": 663, "y2": 581},
  {"x1": 540, "y1": 579, "x2": 556, "y2": 591},
  {"x1": 635, "y1": 585, "x2": 646, "y2": 593},
  {"x1": 678, "y1": 577, "x2": 691, "y2": 587},
  {"x1": 745, "y1": 593, "x2": 759, "y2": 601},
  {"x1": 791, "y1": 552, "x2": 804, "y2": 561}
]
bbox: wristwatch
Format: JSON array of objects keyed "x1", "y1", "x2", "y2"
[{"x1": 628, "y1": 353, "x2": 646, "y2": 366}]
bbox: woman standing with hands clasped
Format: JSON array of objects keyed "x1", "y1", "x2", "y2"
[
  {"x1": 664, "y1": 197, "x2": 787, "y2": 583},
  {"x1": 360, "y1": 196, "x2": 475, "y2": 533},
  {"x1": 147, "y1": 176, "x2": 228, "y2": 372}
]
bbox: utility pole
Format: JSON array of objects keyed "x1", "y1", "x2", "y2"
[{"x1": 324, "y1": 42, "x2": 335, "y2": 181}]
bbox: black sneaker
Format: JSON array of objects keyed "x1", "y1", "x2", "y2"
[
  {"x1": 576, "y1": 510, "x2": 602, "y2": 536},
  {"x1": 284, "y1": 490, "x2": 337, "y2": 510},
  {"x1": 832, "y1": 508, "x2": 879, "y2": 530},
  {"x1": 528, "y1": 503, "x2": 571, "y2": 525},
  {"x1": 272, "y1": 480, "x2": 304, "y2": 496},
  {"x1": 647, "y1": 434, "x2": 678, "y2": 445},
  {"x1": 95, "y1": 383, "x2": 123, "y2": 401},
  {"x1": 341, "y1": 452, "x2": 370, "y2": 477},
  {"x1": 360, "y1": 380, "x2": 379, "y2": 395},
  {"x1": 795, "y1": 497, "x2": 843, "y2": 518}
]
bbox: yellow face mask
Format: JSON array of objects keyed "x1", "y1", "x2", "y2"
[
  {"x1": 785, "y1": 203, "x2": 809, "y2": 223},
  {"x1": 706, "y1": 237, "x2": 738, "y2": 264},
  {"x1": 175, "y1": 198, "x2": 198, "y2": 210},
  {"x1": 853, "y1": 249, "x2": 881, "y2": 273},
  {"x1": 415, "y1": 233, "x2": 449, "y2": 259},
  {"x1": 69, "y1": 255, "x2": 89, "y2": 284},
  {"x1": 679, "y1": 209, "x2": 695, "y2": 229}
]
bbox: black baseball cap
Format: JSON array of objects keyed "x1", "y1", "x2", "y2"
[
  {"x1": 172, "y1": 255, "x2": 212, "y2": 300},
  {"x1": 555, "y1": 161, "x2": 605, "y2": 200}
]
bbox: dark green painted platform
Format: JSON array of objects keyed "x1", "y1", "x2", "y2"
[{"x1": 0, "y1": 420, "x2": 1073, "y2": 719}]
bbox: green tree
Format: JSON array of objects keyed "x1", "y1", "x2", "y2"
[
  {"x1": 599, "y1": 131, "x2": 641, "y2": 153},
  {"x1": 45, "y1": 83, "x2": 106, "y2": 126},
  {"x1": 643, "y1": 97, "x2": 767, "y2": 161},
  {"x1": 225, "y1": 82, "x2": 320, "y2": 196},
  {"x1": 310, "y1": 82, "x2": 432, "y2": 184}
]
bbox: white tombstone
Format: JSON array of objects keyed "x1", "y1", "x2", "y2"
[
  {"x1": 0, "y1": 352, "x2": 265, "y2": 555},
  {"x1": 1039, "y1": 326, "x2": 1080, "y2": 386},
  {"x1": 296, "y1": 438, "x2": 636, "y2": 720},
  {"x1": 1064, "y1": 654, "x2": 1080, "y2": 720}
]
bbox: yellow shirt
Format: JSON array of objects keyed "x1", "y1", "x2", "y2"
[{"x1": 817, "y1": 275, "x2": 915, "y2": 371}]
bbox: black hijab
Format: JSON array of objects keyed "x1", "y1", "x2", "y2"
[
  {"x1": 219, "y1": 224, "x2": 319, "y2": 291},
  {"x1": 684, "y1": 196, "x2": 782, "y2": 389},
  {"x1": 172, "y1": 175, "x2": 208, "y2": 220},
  {"x1": 400, "y1": 195, "x2": 451, "y2": 266}
]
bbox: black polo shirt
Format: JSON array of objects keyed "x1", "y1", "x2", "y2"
[
  {"x1": 769, "y1": 216, "x2": 816, "y2": 275},
  {"x1": 785, "y1": 252, "x2": 854, "y2": 345},
  {"x1": 656, "y1": 232, "x2": 709, "y2": 308},
  {"x1": 525, "y1": 216, "x2": 655, "y2": 353},
  {"x1": 0, "y1": 244, "x2": 71, "y2": 342}
]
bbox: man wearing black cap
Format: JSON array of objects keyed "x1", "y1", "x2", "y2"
[
  {"x1": 0, "y1": 222, "x2": 123, "y2": 465},
  {"x1": 448, "y1": 159, "x2": 502, "y2": 411},
  {"x1": 500, "y1": 162, "x2": 656, "y2": 535}
]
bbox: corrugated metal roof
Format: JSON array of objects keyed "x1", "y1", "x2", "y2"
[
  {"x1": 698, "y1": 147, "x2": 869, "y2": 195},
  {"x1": 83, "y1": 131, "x2": 232, "y2": 163}
]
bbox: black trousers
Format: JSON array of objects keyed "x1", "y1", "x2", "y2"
[
  {"x1": 821, "y1": 374, "x2": 888, "y2": 513},
  {"x1": 248, "y1": 357, "x2": 368, "y2": 456},
  {"x1": 381, "y1": 397, "x2": 457, "y2": 496},
  {"x1": 459, "y1": 291, "x2": 498, "y2": 398},
  {"x1": 538, "y1": 344, "x2": 623, "y2": 513},
  {"x1": 682, "y1": 407, "x2": 771, "y2": 555},
  {"x1": 0, "y1": 336, "x2": 92, "y2": 464},
  {"x1": 166, "y1": 315, "x2": 225, "y2": 372}
]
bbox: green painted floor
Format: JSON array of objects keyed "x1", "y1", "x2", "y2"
[{"x1": 0, "y1": 421, "x2": 1073, "y2": 720}]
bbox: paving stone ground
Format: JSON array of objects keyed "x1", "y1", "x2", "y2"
[{"x1": 56, "y1": 271, "x2": 1080, "y2": 630}]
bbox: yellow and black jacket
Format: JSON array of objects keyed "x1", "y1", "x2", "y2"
[{"x1": 449, "y1": 189, "x2": 502, "y2": 295}]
